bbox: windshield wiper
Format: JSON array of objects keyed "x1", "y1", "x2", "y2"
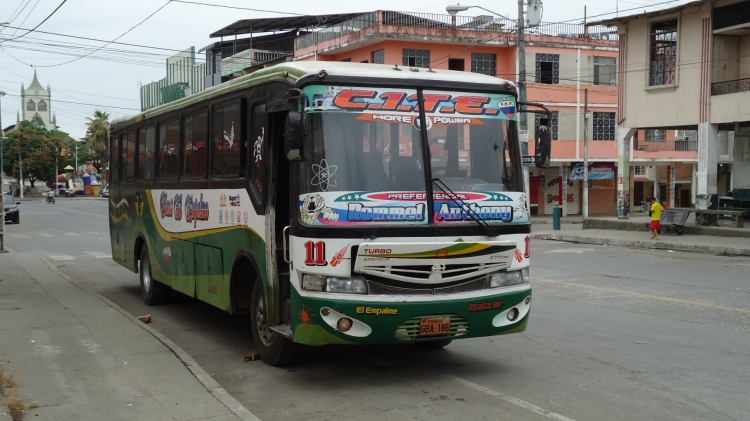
[{"x1": 431, "y1": 177, "x2": 499, "y2": 237}]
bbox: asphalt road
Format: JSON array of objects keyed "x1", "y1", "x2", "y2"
[{"x1": 4, "y1": 198, "x2": 750, "y2": 421}]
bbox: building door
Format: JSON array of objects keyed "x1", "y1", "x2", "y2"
[{"x1": 543, "y1": 168, "x2": 560, "y2": 215}]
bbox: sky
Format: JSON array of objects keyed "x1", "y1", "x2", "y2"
[{"x1": 0, "y1": 0, "x2": 694, "y2": 140}]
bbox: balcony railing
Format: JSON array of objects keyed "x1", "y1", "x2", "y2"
[
  {"x1": 295, "y1": 10, "x2": 618, "y2": 51},
  {"x1": 711, "y1": 78, "x2": 750, "y2": 95},
  {"x1": 634, "y1": 138, "x2": 698, "y2": 152},
  {"x1": 221, "y1": 49, "x2": 291, "y2": 76}
]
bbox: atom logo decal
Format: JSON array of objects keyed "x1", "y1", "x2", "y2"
[{"x1": 311, "y1": 159, "x2": 337, "y2": 191}]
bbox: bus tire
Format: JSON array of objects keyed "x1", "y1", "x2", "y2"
[
  {"x1": 139, "y1": 245, "x2": 169, "y2": 305},
  {"x1": 415, "y1": 339, "x2": 453, "y2": 350},
  {"x1": 250, "y1": 280, "x2": 296, "y2": 366}
]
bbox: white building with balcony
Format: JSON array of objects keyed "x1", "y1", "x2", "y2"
[{"x1": 591, "y1": 0, "x2": 750, "y2": 215}]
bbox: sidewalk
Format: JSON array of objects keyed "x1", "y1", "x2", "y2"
[
  {"x1": 532, "y1": 222, "x2": 750, "y2": 256},
  {"x1": 0, "y1": 253, "x2": 258, "y2": 421}
]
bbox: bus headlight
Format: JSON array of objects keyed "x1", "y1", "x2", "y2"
[
  {"x1": 302, "y1": 274, "x2": 368, "y2": 294},
  {"x1": 326, "y1": 277, "x2": 368, "y2": 294},
  {"x1": 490, "y1": 268, "x2": 529, "y2": 288}
]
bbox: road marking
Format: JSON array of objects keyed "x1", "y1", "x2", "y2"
[
  {"x1": 84, "y1": 251, "x2": 112, "y2": 259},
  {"x1": 449, "y1": 375, "x2": 577, "y2": 421},
  {"x1": 548, "y1": 248, "x2": 595, "y2": 254},
  {"x1": 534, "y1": 278, "x2": 750, "y2": 314},
  {"x1": 87, "y1": 231, "x2": 100, "y2": 235},
  {"x1": 12, "y1": 234, "x2": 29, "y2": 238},
  {"x1": 51, "y1": 207, "x2": 107, "y2": 219},
  {"x1": 48, "y1": 254, "x2": 74, "y2": 261},
  {"x1": 65, "y1": 232, "x2": 78, "y2": 236},
  {"x1": 38, "y1": 233, "x2": 52, "y2": 237}
]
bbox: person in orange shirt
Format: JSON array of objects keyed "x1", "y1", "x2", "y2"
[{"x1": 649, "y1": 197, "x2": 664, "y2": 240}]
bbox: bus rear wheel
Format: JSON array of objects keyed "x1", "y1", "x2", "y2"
[
  {"x1": 139, "y1": 245, "x2": 170, "y2": 305},
  {"x1": 250, "y1": 281, "x2": 296, "y2": 366},
  {"x1": 415, "y1": 339, "x2": 453, "y2": 350}
]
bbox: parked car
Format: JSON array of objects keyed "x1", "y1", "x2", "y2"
[
  {"x1": 100, "y1": 184, "x2": 109, "y2": 198},
  {"x1": 3, "y1": 193, "x2": 19, "y2": 224}
]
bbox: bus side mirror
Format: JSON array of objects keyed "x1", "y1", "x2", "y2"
[
  {"x1": 285, "y1": 111, "x2": 309, "y2": 161},
  {"x1": 535, "y1": 125, "x2": 551, "y2": 168}
]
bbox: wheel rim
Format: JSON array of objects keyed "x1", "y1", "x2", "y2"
[
  {"x1": 141, "y1": 257, "x2": 151, "y2": 292},
  {"x1": 256, "y1": 294, "x2": 275, "y2": 346}
]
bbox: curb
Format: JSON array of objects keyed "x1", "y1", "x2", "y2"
[
  {"x1": 531, "y1": 232, "x2": 750, "y2": 257},
  {"x1": 41, "y1": 257, "x2": 262, "y2": 421}
]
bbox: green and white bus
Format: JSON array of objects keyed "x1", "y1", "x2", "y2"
[{"x1": 109, "y1": 62, "x2": 551, "y2": 366}]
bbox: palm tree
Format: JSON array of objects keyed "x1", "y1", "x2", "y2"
[{"x1": 85, "y1": 110, "x2": 110, "y2": 184}]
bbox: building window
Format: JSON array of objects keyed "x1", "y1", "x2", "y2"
[
  {"x1": 372, "y1": 49, "x2": 385, "y2": 64},
  {"x1": 38, "y1": 99, "x2": 48, "y2": 111},
  {"x1": 650, "y1": 19, "x2": 677, "y2": 86},
  {"x1": 535, "y1": 112, "x2": 559, "y2": 140},
  {"x1": 402, "y1": 49, "x2": 430, "y2": 68},
  {"x1": 593, "y1": 112, "x2": 616, "y2": 140},
  {"x1": 594, "y1": 57, "x2": 617, "y2": 86},
  {"x1": 646, "y1": 129, "x2": 665, "y2": 142},
  {"x1": 535, "y1": 54, "x2": 559, "y2": 84},
  {"x1": 340, "y1": 58, "x2": 352, "y2": 62},
  {"x1": 471, "y1": 53, "x2": 496, "y2": 76},
  {"x1": 26, "y1": 99, "x2": 35, "y2": 111}
]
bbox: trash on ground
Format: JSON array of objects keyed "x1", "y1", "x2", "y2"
[
  {"x1": 138, "y1": 315, "x2": 152, "y2": 324},
  {"x1": 242, "y1": 352, "x2": 261, "y2": 361}
]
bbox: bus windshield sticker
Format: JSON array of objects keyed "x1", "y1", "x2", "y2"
[
  {"x1": 302, "y1": 86, "x2": 516, "y2": 122},
  {"x1": 224, "y1": 122, "x2": 235, "y2": 148},
  {"x1": 298, "y1": 191, "x2": 529, "y2": 226},
  {"x1": 310, "y1": 159, "x2": 337, "y2": 192}
]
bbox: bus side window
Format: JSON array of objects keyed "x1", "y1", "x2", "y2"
[
  {"x1": 159, "y1": 120, "x2": 179, "y2": 180},
  {"x1": 111, "y1": 134, "x2": 121, "y2": 183},
  {"x1": 136, "y1": 126, "x2": 155, "y2": 181},
  {"x1": 183, "y1": 115, "x2": 193, "y2": 178},
  {"x1": 124, "y1": 131, "x2": 136, "y2": 183},
  {"x1": 213, "y1": 100, "x2": 243, "y2": 178},
  {"x1": 192, "y1": 112, "x2": 208, "y2": 178},
  {"x1": 249, "y1": 103, "x2": 266, "y2": 205}
]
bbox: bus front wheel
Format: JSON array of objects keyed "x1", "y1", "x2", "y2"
[
  {"x1": 250, "y1": 281, "x2": 296, "y2": 366},
  {"x1": 139, "y1": 245, "x2": 170, "y2": 305}
]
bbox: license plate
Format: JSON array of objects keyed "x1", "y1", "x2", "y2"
[{"x1": 419, "y1": 317, "x2": 451, "y2": 336}]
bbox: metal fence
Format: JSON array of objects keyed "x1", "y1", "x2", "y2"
[
  {"x1": 634, "y1": 138, "x2": 698, "y2": 152},
  {"x1": 711, "y1": 78, "x2": 750, "y2": 96},
  {"x1": 295, "y1": 11, "x2": 618, "y2": 51}
]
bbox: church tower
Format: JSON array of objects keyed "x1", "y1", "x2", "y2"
[{"x1": 20, "y1": 71, "x2": 56, "y2": 129}]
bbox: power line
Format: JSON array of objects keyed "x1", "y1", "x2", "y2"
[
  {"x1": 170, "y1": 0, "x2": 303, "y2": 15},
  {"x1": 34, "y1": 0, "x2": 173, "y2": 68},
  {"x1": 553, "y1": 0, "x2": 686, "y2": 24},
  {"x1": 0, "y1": 0, "x2": 69, "y2": 43}
]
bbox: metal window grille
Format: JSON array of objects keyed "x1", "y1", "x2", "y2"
[
  {"x1": 535, "y1": 112, "x2": 559, "y2": 140},
  {"x1": 650, "y1": 19, "x2": 677, "y2": 86},
  {"x1": 471, "y1": 53, "x2": 496, "y2": 76},
  {"x1": 372, "y1": 49, "x2": 385, "y2": 64},
  {"x1": 402, "y1": 49, "x2": 430, "y2": 68},
  {"x1": 535, "y1": 53, "x2": 559, "y2": 84},
  {"x1": 634, "y1": 166, "x2": 647, "y2": 176},
  {"x1": 593, "y1": 112, "x2": 616, "y2": 140},
  {"x1": 594, "y1": 57, "x2": 617, "y2": 86}
]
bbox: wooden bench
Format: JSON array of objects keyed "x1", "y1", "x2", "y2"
[{"x1": 693, "y1": 209, "x2": 746, "y2": 228}]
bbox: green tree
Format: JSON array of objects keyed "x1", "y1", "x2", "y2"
[
  {"x1": 2, "y1": 121, "x2": 62, "y2": 188},
  {"x1": 85, "y1": 110, "x2": 110, "y2": 184}
]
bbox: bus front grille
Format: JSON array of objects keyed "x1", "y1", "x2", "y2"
[
  {"x1": 367, "y1": 276, "x2": 491, "y2": 296},
  {"x1": 395, "y1": 314, "x2": 470, "y2": 340}
]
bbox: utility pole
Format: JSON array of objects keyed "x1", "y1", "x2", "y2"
[
  {"x1": 583, "y1": 89, "x2": 590, "y2": 219},
  {"x1": 75, "y1": 144, "x2": 78, "y2": 176},
  {"x1": 518, "y1": 0, "x2": 529, "y2": 215},
  {"x1": 19, "y1": 152, "x2": 23, "y2": 199},
  {"x1": 0, "y1": 90, "x2": 6, "y2": 253}
]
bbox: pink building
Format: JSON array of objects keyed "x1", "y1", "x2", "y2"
[{"x1": 209, "y1": 11, "x2": 621, "y2": 214}]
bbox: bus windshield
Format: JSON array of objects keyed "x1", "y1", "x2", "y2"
[{"x1": 298, "y1": 85, "x2": 526, "y2": 227}]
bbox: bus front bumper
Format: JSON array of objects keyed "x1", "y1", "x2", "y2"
[{"x1": 290, "y1": 287, "x2": 531, "y2": 346}]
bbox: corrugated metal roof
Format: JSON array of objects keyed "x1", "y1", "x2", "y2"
[{"x1": 210, "y1": 13, "x2": 366, "y2": 38}]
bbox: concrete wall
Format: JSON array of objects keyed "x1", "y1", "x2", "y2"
[
  {"x1": 741, "y1": 34, "x2": 750, "y2": 79},
  {"x1": 710, "y1": 90, "x2": 750, "y2": 124},
  {"x1": 621, "y1": 2, "x2": 711, "y2": 129}
]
